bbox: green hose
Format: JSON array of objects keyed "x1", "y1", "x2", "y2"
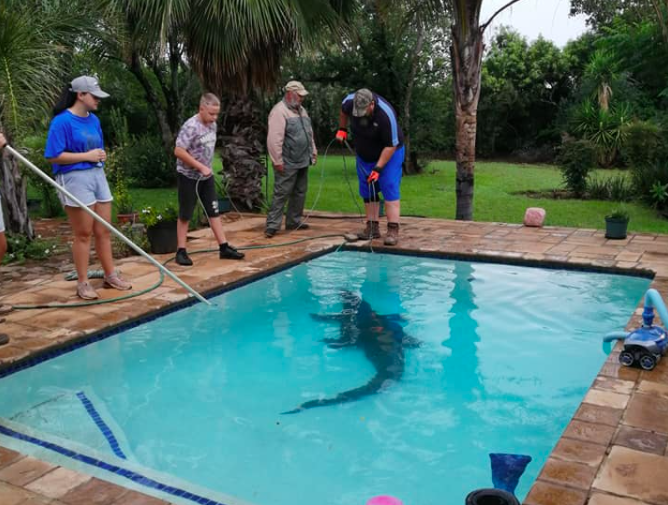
[{"x1": 11, "y1": 234, "x2": 349, "y2": 310}]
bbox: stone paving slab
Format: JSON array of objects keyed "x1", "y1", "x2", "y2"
[{"x1": 1, "y1": 213, "x2": 668, "y2": 505}]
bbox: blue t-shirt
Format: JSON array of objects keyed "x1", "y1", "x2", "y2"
[{"x1": 44, "y1": 110, "x2": 105, "y2": 174}]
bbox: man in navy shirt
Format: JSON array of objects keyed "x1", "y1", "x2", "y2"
[{"x1": 337, "y1": 89, "x2": 405, "y2": 245}]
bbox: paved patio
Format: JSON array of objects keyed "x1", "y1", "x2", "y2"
[{"x1": 1, "y1": 213, "x2": 668, "y2": 505}]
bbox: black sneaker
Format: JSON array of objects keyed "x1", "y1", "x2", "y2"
[
  {"x1": 220, "y1": 243, "x2": 245, "y2": 260},
  {"x1": 175, "y1": 248, "x2": 193, "y2": 266},
  {"x1": 265, "y1": 228, "x2": 278, "y2": 238}
]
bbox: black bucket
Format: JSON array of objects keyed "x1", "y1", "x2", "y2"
[{"x1": 465, "y1": 488, "x2": 520, "y2": 505}]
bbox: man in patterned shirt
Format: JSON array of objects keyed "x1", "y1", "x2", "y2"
[{"x1": 174, "y1": 93, "x2": 244, "y2": 265}]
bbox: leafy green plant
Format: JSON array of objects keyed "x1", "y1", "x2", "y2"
[
  {"x1": 2, "y1": 233, "x2": 62, "y2": 264},
  {"x1": 620, "y1": 120, "x2": 665, "y2": 169},
  {"x1": 650, "y1": 182, "x2": 668, "y2": 209},
  {"x1": 117, "y1": 135, "x2": 175, "y2": 189},
  {"x1": 113, "y1": 175, "x2": 134, "y2": 214},
  {"x1": 556, "y1": 139, "x2": 597, "y2": 197},
  {"x1": 22, "y1": 135, "x2": 64, "y2": 218},
  {"x1": 606, "y1": 205, "x2": 630, "y2": 221},
  {"x1": 139, "y1": 204, "x2": 178, "y2": 228},
  {"x1": 589, "y1": 173, "x2": 633, "y2": 202},
  {"x1": 112, "y1": 223, "x2": 149, "y2": 258},
  {"x1": 571, "y1": 99, "x2": 632, "y2": 166},
  {"x1": 630, "y1": 161, "x2": 668, "y2": 209}
]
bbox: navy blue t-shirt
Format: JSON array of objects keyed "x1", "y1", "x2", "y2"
[
  {"x1": 44, "y1": 110, "x2": 105, "y2": 175},
  {"x1": 341, "y1": 92, "x2": 404, "y2": 163}
]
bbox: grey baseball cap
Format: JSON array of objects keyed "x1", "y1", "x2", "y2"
[
  {"x1": 70, "y1": 76, "x2": 110, "y2": 98},
  {"x1": 352, "y1": 88, "x2": 374, "y2": 117}
]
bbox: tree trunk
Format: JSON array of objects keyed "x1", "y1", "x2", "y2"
[
  {"x1": 403, "y1": 20, "x2": 426, "y2": 176},
  {"x1": 451, "y1": 25, "x2": 484, "y2": 221},
  {"x1": 0, "y1": 138, "x2": 34, "y2": 238},
  {"x1": 129, "y1": 51, "x2": 175, "y2": 153},
  {"x1": 219, "y1": 95, "x2": 266, "y2": 211},
  {"x1": 650, "y1": 0, "x2": 668, "y2": 44}
]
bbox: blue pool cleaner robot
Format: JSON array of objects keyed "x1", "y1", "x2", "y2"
[{"x1": 604, "y1": 289, "x2": 668, "y2": 371}]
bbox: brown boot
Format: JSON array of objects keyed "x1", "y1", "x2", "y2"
[
  {"x1": 356, "y1": 221, "x2": 381, "y2": 240},
  {"x1": 384, "y1": 222, "x2": 399, "y2": 246}
]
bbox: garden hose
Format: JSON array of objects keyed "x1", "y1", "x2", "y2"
[
  {"x1": 10, "y1": 234, "x2": 350, "y2": 310},
  {"x1": 10, "y1": 137, "x2": 371, "y2": 310}
]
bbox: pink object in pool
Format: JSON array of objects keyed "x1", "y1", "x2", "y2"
[
  {"x1": 367, "y1": 496, "x2": 403, "y2": 505},
  {"x1": 523, "y1": 207, "x2": 546, "y2": 227}
]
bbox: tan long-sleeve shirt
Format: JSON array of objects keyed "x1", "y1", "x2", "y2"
[{"x1": 267, "y1": 100, "x2": 317, "y2": 170}]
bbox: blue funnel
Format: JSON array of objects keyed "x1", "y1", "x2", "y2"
[{"x1": 490, "y1": 453, "x2": 532, "y2": 495}]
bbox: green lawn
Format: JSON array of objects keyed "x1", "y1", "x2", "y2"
[{"x1": 39, "y1": 156, "x2": 668, "y2": 234}]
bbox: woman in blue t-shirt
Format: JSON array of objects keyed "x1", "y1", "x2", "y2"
[{"x1": 45, "y1": 76, "x2": 132, "y2": 300}]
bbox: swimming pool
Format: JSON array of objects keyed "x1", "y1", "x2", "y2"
[{"x1": 0, "y1": 251, "x2": 651, "y2": 505}]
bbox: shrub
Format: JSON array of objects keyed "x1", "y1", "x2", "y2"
[
  {"x1": 620, "y1": 120, "x2": 665, "y2": 168},
  {"x1": 139, "y1": 204, "x2": 178, "y2": 228},
  {"x1": 111, "y1": 223, "x2": 149, "y2": 258},
  {"x1": 113, "y1": 135, "x2": 175, "y2": 189},
  {"x1": 606, "y1": 205, "x2": 630, "y2": 221},
  {"x1": 556, "y1": 139, "x2": 597, "y2": 197},
  {"x1": 22, "y1": 135, "x2": 64, "y2": 218},
  {"x1": 571, "y1": 100, "x2": 631, "y2": 167},
  {"x1": 630, "y1": 160, "x2": 668, "y2": 210},
  {"x1": 3, "y1": 233, "x2": 63, "y2": 264}
]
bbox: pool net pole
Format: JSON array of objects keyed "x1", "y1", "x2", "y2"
[{"x1": 5, "y1": 145, "x2": 211, "y2": 306}]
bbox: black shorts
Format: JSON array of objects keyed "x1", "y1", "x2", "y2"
[{"x1": 177, "y1": 173, "x2": 220, "y2": 221}]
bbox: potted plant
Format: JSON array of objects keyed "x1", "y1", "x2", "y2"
[
  {"x1": 114, "y1": 178, "x2": 137, "y2": 224},
  {"x1": 140, "y1": 204, "x2": 179, "y2": 254},
  {"x1": 605, "y1": 206, "x2": 630, "y2": 239}
]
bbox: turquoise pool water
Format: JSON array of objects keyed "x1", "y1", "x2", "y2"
[{"x1": 0, "y1": 251, "x2": 651, "y2": 505}]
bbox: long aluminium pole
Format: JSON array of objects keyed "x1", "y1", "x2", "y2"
[{"x1": 5, "y1": 145, "x2": 211, "y2": 306}]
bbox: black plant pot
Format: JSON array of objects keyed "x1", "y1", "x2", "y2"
[
  {"x1": 146, "y1": 221, "x2": 178, "y2": 254},
  {"x1": 465, "y1": 488, "x2": 520, "y2": 505},
  {"x1": 605, "y1": 217, "x2": 629, "y2": 240}
]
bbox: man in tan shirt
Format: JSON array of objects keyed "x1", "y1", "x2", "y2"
[{"x1": 265, "y1": 81, "x2": 317, "y2": 237}]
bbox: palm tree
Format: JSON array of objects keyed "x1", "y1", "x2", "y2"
[
  {"x1": 446, "y1": 0, "x2": 523, "y2": 220},
  {"x1": 0, "y1": 0, "x2": 104, "y2": 236},
  {"x1": 119, "y1": 0, "x2": 357, "y2": 210}
]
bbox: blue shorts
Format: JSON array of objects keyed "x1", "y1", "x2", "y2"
[
  {"x1": 55, "y1": 167, "x2": 113, "y2": 207},
  {"x1": 356, "y1": 146, "x2": 404, "y2": 201}
]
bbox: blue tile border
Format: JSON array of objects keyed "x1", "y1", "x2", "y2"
[
  {"x1": 0, "y1": 422, "x2": 228, "y2": 505},
  {"x1": 76, "y1": 392, "x2": 127, "y2": 460}
]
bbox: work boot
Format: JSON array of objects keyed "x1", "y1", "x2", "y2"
[
  {"x1": 0, "y1": 334, "x2": 8, "y2": 346},
  {"x1": 220, "y1": 243, "x2": 245, "y2": 260},
  {"x1": 175, "y1": 248, "x2": 193, "y2": 266},
  {"x1": 357, "y1": 221, "x2": 381, "y2": 240},
  {"x1": 286, "y1": 222, "x2": 310, "y2": 231},
  {"x1": 384, "y1": 222, "x2": 400, "y2": 246}
]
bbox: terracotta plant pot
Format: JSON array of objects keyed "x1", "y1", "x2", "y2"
[{"x1": 116, "y1": 212, "x2": 138, "y2": 225}]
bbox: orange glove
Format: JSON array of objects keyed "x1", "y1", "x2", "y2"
[
  {"x1": 367, "y1": 170, "x2": 380, "y2": 183},
  {"x1": 335, "y1": 129, "x2": 348, "y2": 143}
]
